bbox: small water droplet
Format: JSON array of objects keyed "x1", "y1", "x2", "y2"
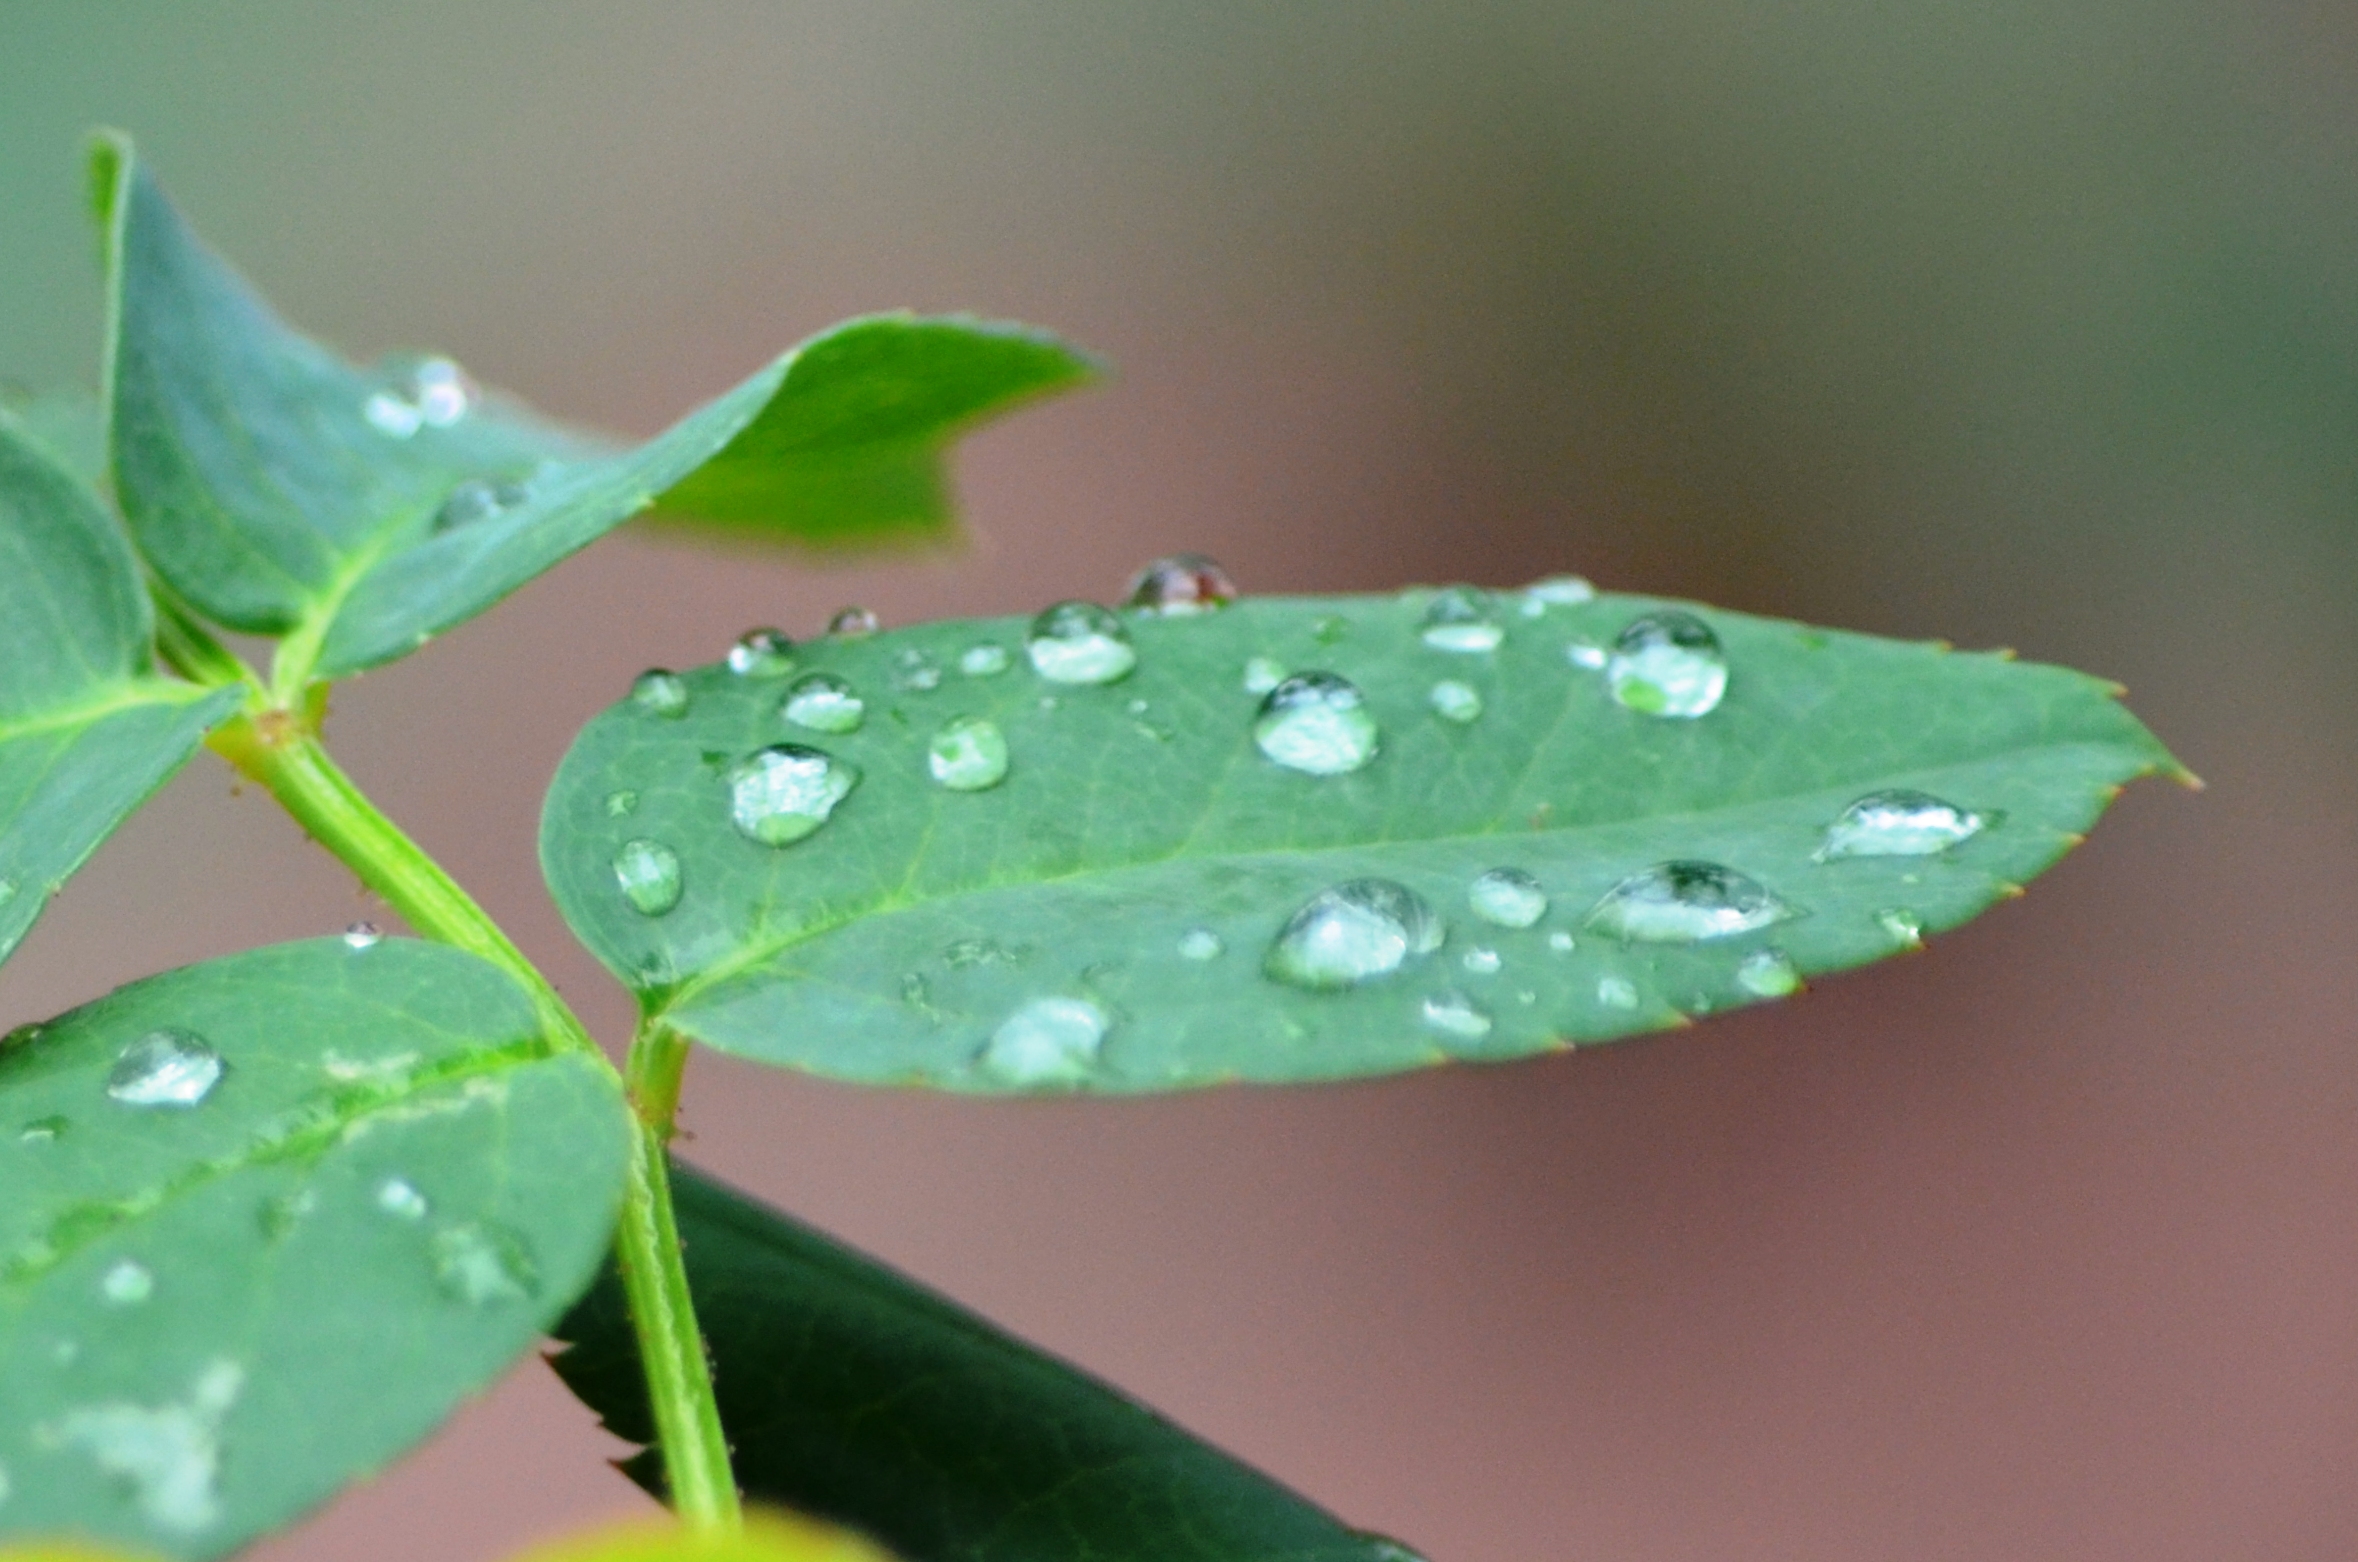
[
  {"x1": 362, "y1": 390, "x2": 422, "y2": 437},
  {"x1": 1524, "y1": 574, "x2": 1597, "y2": 607},
  {"x1": 890, "y1": 646, "x2": 944, "y2": 692},
  {"x1": 410, "y1": 357, "x2": 472, "y2": 426},
  {"x1": 54, "y1": 1359, "x2": 243, "y2": 1535},
  {"x1": 1736, "y1": 947, "x2": 1802, "y2": 998},
  {"x1": 630, "y1": 669, "x2": 690, "y2": 717},
  {"x1": 106, "y1": 1031, "x2": 225, "y2": 1108},
  {"x1": 1876, "y1": 907, "x2": 1925, "y2": 946},
  {"x1": 604, "y1": 789, "x2": 638, "y2": 818},
  {"x1": 1421, "y1": 990, "x2": 1494, "y2": 1041},
  {"x1": 1819, "y1": 789, "x2": 1992, "y2": 859},
  {"x1": 1243, "y1": 655, "x2": 1287, "y2": 694},
  {"x1": 782, "y1": 673, "x2": 866, "y2": 734},
  {"x1": 1565, "y1": 639, "x2": 1608, "y2": 670},
  {"x1": 1265, "y1": 879, "x2": 1444, "y2": 990},
  {"x1": 1461, "y1": 946, "x2": 1502, "y2": 975},
  {"x1": 827, "y1": 606, "x2": 881, "y2": 637},
  {"x1": 1586, "y1": 861, "x2": 1794, "y2": 943},
  {"x1": 928, "y1": 717, "x2": 1010, "y2": 791},
  {"x1": 1178, "y1": 928, "x2": 1225, "y2": 961},
  {"x1": 1125, "y1": 553, "x2": 1236, "y2": 615},
  {"x1": 945, "y1": 937, "x2": 1028, "y2": 969},
  {"x1": 1547, "y1": 930, "x2": 1576, "y2": 953},
  {"x1": 100, "y1": 1258, "x2": 154, "y2": 1305},
  {"x1": 1607, "y1": 611, "x2": 1728, "y2": 717},
  {"x1": 1254, "y1": 673, "x2": 1380, "y2": 775},
  {"x1": 727, "y1": 629, "x2": 795, "y2": 678},
  {"x1": 430, "y1": 1221, "x2": 538, "y2": 1305},
  {"x1": 433, "y1": 476, "x2": 528, "y2": 531},
  {"x1": 1597, "y1": 975, "x2": 1640, "y2": 1009},
  {"x1": 959, "y1": 643, "x2": 1011, "y2": 677},
  {"x1": 613, "y1": 838, "x2": 684, "y2": 914},
  {"x1": 726, "y1": 746, "x2": 857, "y2": 846},
  {"x1": 1026, "y1": 601, "x2": 1137, "y2": 684},
  {"x1": 20, "y1": 1114, "x2": 66, "y2": 1143},
  {"x1": 1419, "y1": 586, "x2": 1504, "y2": 652},
  {"x1": 1467, "y1": 868, "x2": 1547, "y2": 927},
  {"x1": 376, "y1": 1178, "x2": 430, "y2": 1220},
  {"x1": 1428, "y1": 679, "x2": 1483, "y2": 723},
  {"x1": 340, "y1": 921, "x2": 381, "y2": 951},
  {"x1": 982, "y1": 997, "x2": 1109, "y2": 1085}
]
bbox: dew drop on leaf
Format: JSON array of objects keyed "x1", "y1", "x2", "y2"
[
  {"x1": 100, "y1": 1258, "x2": 154, "y2": 1305},
  {"x1": 375, "y1": 1178, "x2": 430, "y2": 1220},
  {"x1": 1178, "y1": 928, "x2": 1225, "y2": 961},
  {"x1": 1243, "y1": 655, "x2": 1286, "y2": 694},
  {"x1": 1467, "y1": 867, "x2": 1547, "y2": 927},
  {"x1": 613, "y1": 838, "x2": 685, "y2": 915},
  {"x1": 1420, "y1": 990, "x2": 1494, "y2": 1042},
  {"x1": 408, "y1": 357, "x2": 474, "y2": 427},
  {"x1": 890, "y1": 646, "x2": 944, "y2": 692},
  {"x1": 1565, "y1": 639, "x2": 1608, "y2": 670},
  {"x1": 1419, "y1": 586, "x2": 1504, "y2": 652},
  {"x1": 1428, "y1": 679, "x2": 1483, "y2": 723},
  {"x1": 1461, "y1": 946, "x2": 1502, "y2": 975},
  {"x1": 19, "y1": 1115, "x2": 66, "y2": 1144},
  {"x1": 1586, "y1": 861, "x2": 1793, "y2": 943},
  {"x1": 1351, "y1": 1531, "x2": 1434, "y2": 1562},
  {"x1": 981, "y1": 996, "x2": 1108, "y2": 1085},
  {"x1": 430, "y1": 1221, "x2": 538, "y2": 1305},
  {"x1": 726, "y1": 747, "x2": 858, "y2": 847},
  {"x1": 1125, "y1": 553, "x2": 1237, "y2": 615},
  {"x1": 726, "y1": 629, "x2": 795, "y2": 678},
  {"x1": 1547, "y1": 930, "x2": 1577, "y2": 953},
  {"x1": 1597, "y1": 975, "x2": 1640, "y2": 1009},
  {"x1": 928, "y1": 717, "x2": 1011, "y2": 792},
  {"x1": 1876, "y1": 907, "x2": 1925, "y2": 946},
  {"x1": 604, "y1": 790, "x2": 638, "y2": 818},
  {"x1": 1522, "y1": 574, "x2": 1597, "y2": 608},
  {"x1": 827, "y1": 606, "x2": 882, "y2": 637},
  {"x1": 342, "y1": 922, "x2": 381, "y2": 950},
  {"x1": 106, "y1": 1030, "x2": 225, "y2": 1108},
  {"x1": 782, "y1": 673, "x2": 866, "y2": 734},
  {"x1": 1819, "y1": 789, "x2": 1992, "y2": 859},
  {"x1": 630, "y1": 669, "x2": 689, "y2": 717},
  {"x1": 1607, "y1": 611, "x2": 1728, "y2": 717},
  {"x1": 959, "y1": 643, "x2": 1011, "y2": 677},
  {"x1": 1735, "y1": 947, "x2": 1802, "y2": 998},
  {"x1": 1264, "y1": 879, "x2": 1443, "y2": 990},
  {"x1": 1254, "y1": 672, "x2": 1379, "y2": 776},
  {"x1": 433, "y1": 477, "x2": 528, "y2": 532},
  {"x1": 1026, "y1": 601, "x2": 1138, "y2": 685}
]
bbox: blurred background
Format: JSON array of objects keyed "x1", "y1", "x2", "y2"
[{"x1": 3, "y1": 3, "x2": 2354, "y2": 1558}]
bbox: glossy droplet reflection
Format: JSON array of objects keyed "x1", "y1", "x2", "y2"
[
  {"x1": 1586, "y1": 861, "x2": 1793, "y2": 943},
  {"x1": 783, "y1": 674, "x2": 865, "y2": 734},
  {"x1": 1419, "y1": 586, "x2": 1504, "y2": 652},
  {"x1": 959, "y1": 643, "x2": 1011, "y2": 677},
  {"x1": 982, "y1": 997, "x2": 1108, "y2": 1085},
  {"x1": 928, "y1": 717, "x2": 1010, "y2": 792},
  {"x1": 613, "y1": 839, "x2": 683, "y2": 915},
  {"x1": 1265, "y1": 879, "x2": 1443, "y2": 990},
  {"x1": 630, "y1": 669, "x2": 689, "y2": 717},
  {"x1": 430, "y1": 1222, "x2": 538, "y2": 1305},
  {"x1": 1243, "y1": 656, "x2": 1286, "y2": 695},
  {"x1": 1254, "y1": 673, "x2": 1379, "y2": 775},
  {"x1": 1597, "y1": 975, "x2": 1640, "y2": 1010},
  {"x1": 1607, "y1": 611, "x2": 1727, "y2": 717},
  {"x1": 363, "y1": 356, "x2": 473, "y2": 437},
  {"x1": 727, "y1": 746, "x2": 858, "y2": 847},
  {"x1": 1026, "y1": 602, "x2": 1137, "y2": 684},
  {"x1": 376, "y1": 1178, "x2": 430, "y2": 1220},
  {"x1": 1736, "y1": 948, "x2": 1802, "y2": 998},
  {"x1": 101, "y1": 1258, "x2": 154, "y2": 1305},
  {"x1": 827, "y1": 606, "x2": 881, "y2": 637},
  {"x1": 1461, "y1": 947, "x2": 1502, "y2": 975},
  {"x1": 342, "y1": 922, "x2": 381, "y2": 950},
  {"x1": 1467, "y1": 868, "x2": 1547, "y2": 928},
  {"x1": 1819, "y1": 789, "x2": 1991, "y2": 859},
  {"x1": 1876, "y1": 907, "x2": 1925, "y2": 946},
  {"x1": 726, "y1": 629, "x2": 795, "y2": 678},
  {"x1": 106, "y1": 1031, "x2": 225, "y2": 1108},
  {"x1": 1178, "y1": 928, "x2": 1224, "y2": 961},
  {"x1": 1125, "y1": 553, "x2": 1236, "y2": 615},
  {"x1": 890, "y1": 647, "x2": 943, "y2": 692},
  {"x1": 20, "y1": 1115, "x2": 66, "y2": 1144},
  {"x1": 1523, "y1": 575, "x2": 1596, "y2": 607},
  {"x1": 433, "y1": 477, "x2": 527, "y2": 532},
  {"x1": 1427, "y1": 680, "x2": 1483, "y2": 724},
  {"x1": 1421, "y1": 990, "x2": 1493, "y2": 1041}
]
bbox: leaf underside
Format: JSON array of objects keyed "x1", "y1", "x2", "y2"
[
  {"x1": 540, "y1": 588, "x2": 2179, "y2": 1094},
  {"x1": 94, "y1": 136, "x2": 1095, "y2": 680},
  {"x1": 552, "y1": 1167, "x2": 1413, "y2": 1562},
  {"x1": 0, "y1": 939, "x2": 632, "y2": 1560}
]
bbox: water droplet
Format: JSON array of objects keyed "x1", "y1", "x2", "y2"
[
  {"x1": 54, "y1": 1360, "x2": 243, "y2": 1535},
  {"x1": 430, "y1": 1222, "x2": 538, "y2": 1305},
  {"x1": 613, "y1": 838, "x2": 684, "y2": 914},
  {"x1": 20, "y1": 1114, "x2": 66, "y2": 1143},
  {"x1": 1254, "y1": 673, "x2": 1380, "y2": 775},
  {"x1": 1736, "y1": 948, "x2": 1802, "y2": 998},
  {"x1": 1468, "y1": 868, "x2": 1548, "y2": 927},
  {"x1": 101, "y1": 1258, "x2": 154, "y2": 1305},
  {"x1": 1243, "y1": 655, "x2": 1286, "y2": 694},
  {"x1": 982, "y1": 997, "x2": 1109, "y2": 1085},
  {"x1": 1351, "y1": 1531, "x2": 1433, "y2": 1562},
  {"x1": 1264, "y1": 879, "x2": 1444, "y2": 990},
  {"x1": 1565, "y1": 639, "x2": 1608, "y2": 670},
  {"x1": 1125, "y1": 553, "x2": 1236, "y2": 615},
  {"x1": 1462, "y1": 946, "x2": 1502, "y2": 975},
  {"x1": 1428, "y1": 679, "x2": 1483, "y2": 723},
  {"x1": 604, "y1": 789, "x2": 639, "y2": 817},
  {"x1": 1597, "y1": 975, "x2": 1640, "y2": 1009},
  {"x1": 1607, "y1": 611, "x2": 1728, "y2": 717},
  {"x1": 1419, "y1": 586, "x2": 1504, "y2": 652},
  {"x1": 1876, "y1": 907, "x2": 1925, "y2": 946},
  {"x1": 362, "y1": 390, "x2": 422, "y2": 438},
  {"x1": 959, "y1": 643, "x2": 1011, "y2": 677},
  {"x1": 433, "y1": 476, "x2": 528, "y2": 532},
  {"x1": 106, "y1": 1031, "x2": 225, "y2": 1108},
  {"x1": 782, "y1": 673, "x2": 866, "y2": 734},
  {"x1": 1026, "y1": 601, "x2": 1137, "y2": 684},
  {"x1": 342, "y1": 922, "x2": 381, "y2": 950},
  {"x1": 928, "y1": 717, "x2": 1010, "y2": 791},
  {"x1": 827, "y1": 606, "x2": 881, "y2": 637},
  {"x1": 1524, "y1": 574, "x2": 1597, "y2": 607},
  {"x1": 1178, "y1": 928, "x2": 1225, "y2": 961},
  {"x1": 1546, "y1": 931, "x2": 1577, "y2": 955},
  {"x1": 1421, "y1": 990, "x2": 1494, "y2": 1042},
  {"x1": 1586, "y1": 862, "x2": 1794, "y2": 943},
  {"x1": 1819, "y1": 789, "x2": 1991, "y2": 859},
  {"x1": 727, "y1": 628, "x2": 795, "y2": 678},
  {"x1": 889, "y1": 646, "x2": 943, "y2": 692},
  {"x1": 630, "y1": 669, "x2": 689, "y2": 717},
  {"x1": 376, "y1": 1178, "x2": 430, "y2": 1220},
  {"x1": 727, "y1": 746, "x2": 858, "y2": 846},
  {"x1": 944, "y1": 938, "x2": 1028, "y2": 969}
]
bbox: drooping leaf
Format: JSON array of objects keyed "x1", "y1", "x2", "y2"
[
  {"x1": 506, "y1": 1513, "x2": 899, "y2": 1562},
  {"x1": 93, "y1": 136, "x2": 1096, "y2": 681},
  {"x1": 0, "y1": 938, "x2": 632, "y2": 1560},
  {"x1": 541, "y1": 585, "x2": 2182, "y2": 1091},
  {"x1": 0, "y1": 413, "x2": 241, "y2": 974},
  {"x1": 551, "y1": 1168, "x2": 1418, "y2": 1562}
]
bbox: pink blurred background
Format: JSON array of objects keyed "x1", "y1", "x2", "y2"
[{"x1": 3, "y1": 5, "x2": 2355, "y2": 1559}]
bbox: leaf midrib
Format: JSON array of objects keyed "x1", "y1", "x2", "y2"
[{"x1": 0, "y1": 678, "x2": 226, "y2": 745}]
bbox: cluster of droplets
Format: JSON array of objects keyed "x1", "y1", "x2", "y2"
[
  {"x1": 362, "y1": 356, "x2": 473, "y2": 438},
  {"x1": 433, "y1": 475, "x2": 530, "y2": 533}
]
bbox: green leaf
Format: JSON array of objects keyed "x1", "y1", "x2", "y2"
[
  {"x1": 93, "y1": 136, "x2": 1095, "y2": 681},
  {"x1": 551, "y1": 1168, "x2": 1417, "y2": 1562},
  {"x1": 0, "y1": 413, "x2": 241, "y2": 974},
  {"x1": 509, "y1": 1513, "x2": 899, "y2": 1562},
  {"x1": 540, "y1": 586, "x2": 2182, "y2": 1091},
  {"x1": 0, "y1": 387, "x2": 106, "y2": 490},
  {"x1": 0, "y1": 938, "x2": 632, "y2": 1559}
]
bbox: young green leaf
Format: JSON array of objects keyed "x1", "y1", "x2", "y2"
[
  {"x1": 0, "y1": 938, "x2": 631, "y2": 1559},
  {"x1": 540, "y1": 586, "x2": 2182, "y2": 1091},
  {"x1": 551, "y1": 1168, "x2": 1420, "y2": 1562},
  {"x1": 0, "y1": 414, "x2": 240, "y2": 974},
  {"x1": 93, "y1": 136, "x2": 1095, "y2": 682}
]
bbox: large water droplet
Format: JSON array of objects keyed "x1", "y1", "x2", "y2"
[
  {"x1": 959, "y1": 643, "x2": 1011, "y2": 677},
  {"x1": 1421, "y1": 990, "x2": 1494, "y2": 1042},
  {"x1": 727, "y1": 746, "x2": 858, "y2": 846},
  {"x1": 376, "y1": 1178, "x2": 430, "y2": 1220},
  {"x1": 928, "y1": 717, "x2": 1010, "y2": 791},
  {"x1": 890, "y1": 646, "x2": 944, "y2": 692},
  {"x1": 1264, "y1": 879, "x2": 1443, "y2": 989},
  {"x1": 342, "y1": 922, "x2": 381, "y2": 950},
  {"x1": 1467, "y1": 868, "x2": 1547, "y2": 928},
  {"x1": 54, "y1": 1360, "x2": 243, "y2": 1535},
  {"x1": 101, "y1": 1258, "x2": 154, "y2": 1305},
  {"x1": 980, "y1": 996, "x2": 1109, "y2": 1085},
  {"x1": 827, "y1": 606, "x2": 881, "y2": 637},
  {"x1": 1586, "y1": 862, "x2": 1794, "y2": 943},
  {"x1": 612, "y1": 838, "x2": 684, "y2": 915},
  {"x1": 1243, "y1": 655, "x2": 1286, "y2": 694},
  {"x1": 1254, "y1": 673, "x2": 1379, "y2": 775},
  {"x1": 430, "y1": 1221, "x2": 538, "y2": 1305},
  {"x1": 106, "y1": 1031, "x2": 225, "y2": 1108},
  {"x1": 1126, "y1": 553, "x2": 1236, "y2": 615},
  {"x1": 1819, "y1": 789, "x2": 1991, "y2": 859},
  {"x1": 783, "y1": 673, "x2": 865, "y2": 734},
  {"x1": 1735, "y1": 947, "x2": 1802, "y2": 998},
  {"x1": 631, "y1": 669, "x2": 689, "y2": 717},
  {"x1": 1026, "y1": 601, "x2": 1137, "y2": 684},
  {"x1": 1419, "y1": 586, "x2": 1504, "y2": 652},
  {"x1": 1178, "y1": 928, "x2": 1225, "y2": 961},
  {"x1": 726, "y1": 628, "x2": 795, "y2": 678},
  {"x1": 433, "y1": 477, "x2": 528, "y2": 532},
  {"x1": 1607, "y1": 611, "x2": 1728, "y2": 717},
  {"x1": 1428, "y1": 679, "x2": 1483, "y2": 724}
]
